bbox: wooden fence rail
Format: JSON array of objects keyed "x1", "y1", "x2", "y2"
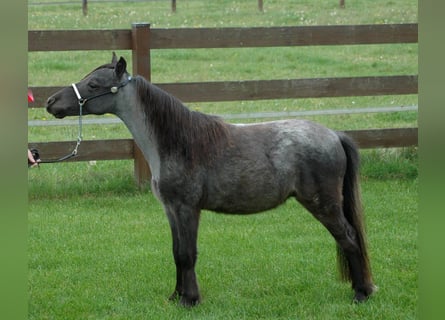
[
  {"x1": 28, "y1": 128, "x2": 418, "y2": 163},
  {"x1": 29, "y1": 75, "x2": 418, "y2": 107},
  {"x1": 29, "y1": 24, "x2": 417, "y2": 51},
  {"x1": 28, "y1": 23, "x2": 418, "y2": 187}
]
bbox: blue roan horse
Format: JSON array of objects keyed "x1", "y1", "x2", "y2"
[{"x1": 46, "y1": 53, "x2": 376, "y2": 306}]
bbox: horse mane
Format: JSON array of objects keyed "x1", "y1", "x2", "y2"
[{"x1": 134, "y1": 76, "x2": 231, "y2": 165}]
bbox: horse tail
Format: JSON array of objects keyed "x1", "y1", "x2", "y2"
[{"x1": 336, "y1": 132, "x2": 373, "y2": 286}]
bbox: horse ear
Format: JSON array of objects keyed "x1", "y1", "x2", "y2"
[
  {"x1": 115, "y1": 57, "x2": 127, "y2": 78},
  {"x1": 111, "y1": 52, "x2": 118, "y2": 64}
]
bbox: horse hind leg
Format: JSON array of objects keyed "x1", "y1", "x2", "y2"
[
  {"x1": 300, "y1": 191, "x2": 375, "y2": 302},
  {"x1": 329, "y1": 211, "x2": 375, "y2": 302}
]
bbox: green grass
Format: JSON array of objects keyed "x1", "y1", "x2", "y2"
[
  {"x1": 28, "y1": 152, "x2": 418, "y2": 319},
  {"x1": 28, "y1": 1, "x2": 417, "y2": 319},
  {"x1": 28, "y1": 0, "x2": 417, "y2": 29}
]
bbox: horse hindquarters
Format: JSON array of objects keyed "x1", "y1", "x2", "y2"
[{"x1": 296, "y1": 133, "x2": 375, "y2": 302}]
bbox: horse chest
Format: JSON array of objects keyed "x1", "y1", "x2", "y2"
[{"x1": 151, "y1": 178, "x2": 162, "y2": 201}]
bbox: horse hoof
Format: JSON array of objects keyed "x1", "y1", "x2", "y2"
[
  {"x1": 168, "y1": 290, "x2": 201, "y2": 307},
  {"x1": 353, "y1": 292, "x2": 368, "y2": 303},
  {"x1": 179, "y1": 295, "x2": 201, "y2": 307},
  {"x1": 353, "y1": 286, "x2": 377, "y2": 303}
]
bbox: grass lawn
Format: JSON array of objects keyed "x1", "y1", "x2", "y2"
[
  {"x1": 28, "y1": 0, "x2": 417, "y2": 318},
  {"x1": 28, "y1": 152, "x2": 417, "y2": 319}
]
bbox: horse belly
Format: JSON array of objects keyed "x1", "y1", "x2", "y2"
[{"x1": 203, "y1": 165, "x2": 293, "y2": 214}]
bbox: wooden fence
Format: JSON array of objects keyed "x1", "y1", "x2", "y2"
[
  {"x1": 28, "y1": 23, "x2": 418, "y2": 187},
  {"x1": 77, "y1": 1, "x2": 344, "y2": 14}
]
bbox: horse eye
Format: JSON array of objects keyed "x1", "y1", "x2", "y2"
[{"x1": 88, "y1": 81, "x2": 99, "y2": 89}]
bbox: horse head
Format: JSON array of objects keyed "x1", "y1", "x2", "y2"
[{"x1": 46, "y1": 53, "x2": 130, "y2": 118}]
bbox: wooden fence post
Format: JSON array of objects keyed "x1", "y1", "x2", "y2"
[
  {"x1": 172, "y1": 0, "x2": 177, "y2": 12},
  {"x1": 131, "y1": 23, "x2": 152, "y2": 189},
  {"x1": 340, "y1": 0, "x2": 345, "y2": 8},
  {"x1": 82, "y1": 0, "x2": 88, "y2": 15},
  {"x1": 258, "y1": 0, "x2": 263, "y2": 12}
]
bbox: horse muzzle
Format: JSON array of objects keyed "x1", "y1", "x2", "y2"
[{"x1": 46, "y1": 97, "x2": 68, "y2": 119}]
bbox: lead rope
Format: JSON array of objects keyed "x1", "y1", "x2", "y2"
[
  {"x1": 70, "y1": 82, "x2": 84, "y2": 157},
  {"x1": 35, "y1": 84, "x2": 84, "y2": 164}
]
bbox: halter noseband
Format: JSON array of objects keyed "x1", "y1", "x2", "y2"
[{"x1": 37, "y1": 76, "x2": 132, "y2": 164}]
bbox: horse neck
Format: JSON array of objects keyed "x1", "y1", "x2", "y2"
[
  {"x1": 117, "y1": 76, "x2": 230, "y2": 169},
  {"x1": 114, "y1": 81, "x2": 161, "y2": 179},
  {"x1": 134, "y1": 78, "x2": 194, "y2": 157}
]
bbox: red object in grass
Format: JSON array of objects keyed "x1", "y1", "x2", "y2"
[{"x1": 28, "y1": 89, "x2": 34, "y2": 103}]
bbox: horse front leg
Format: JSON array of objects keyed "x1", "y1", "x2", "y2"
[
  {"x1": 167, "y1": 223, "x2": 182, "y2": 302},
  {"x1": 165, "y1": 205, "x2": 201, "y2": 307}
]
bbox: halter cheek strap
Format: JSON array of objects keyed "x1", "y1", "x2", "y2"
[{"x1": 71, "y1": 82, "x2": 86, "y2": 107}]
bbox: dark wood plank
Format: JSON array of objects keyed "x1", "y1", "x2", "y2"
[
  {"x1": 344, "y1": 127, "x2": 418, "y2": 148},
  {"x1": 27, "y1": 128, "x2": 418, "y2": 165},
  {"x1": 27, "y1": 139, "x2": 134, "y2": 162},
  {"x1": 28, "y1": 86, "x2": 63, "y2": 108},
  {"x1": 28, "y1": 24, "x2": 417, "y2": 52},
  {"x1": 150, "y1": 24, "x2": 418, "y2": 49},
  {"x1": 28, "y1": 30, "x2": 132, "y2": 51},
  {"x1": 130, "y1": 23, "x2": 152, "y2": 188},
  {"x1": 131, "y1": 23, "x2": 151, "y2": 81},
  {"x1": 28, "y1": 75, "x2": 417, "y2": 107},
  {"x1": 158, "y1": 75, "x2": 418, "y2": 102}
]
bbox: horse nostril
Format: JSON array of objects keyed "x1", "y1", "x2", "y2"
[{"x1": 46, "y1": 97, "x2": 55, "y2": 106}]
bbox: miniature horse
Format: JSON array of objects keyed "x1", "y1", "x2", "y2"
[{"x1": 46, "y1": 53, "x2": 375, "y2": 306}]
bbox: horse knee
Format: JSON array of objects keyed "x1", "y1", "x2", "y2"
[
  {"x1": 336, "y1": 227, "x2": 360, "y2": 251},
  {"x1": 177, "y1": 252, "x2": 197, "y2": 269},
  {"x1": 311, "y1": 207, "x2": 361, "y2": 254}
]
